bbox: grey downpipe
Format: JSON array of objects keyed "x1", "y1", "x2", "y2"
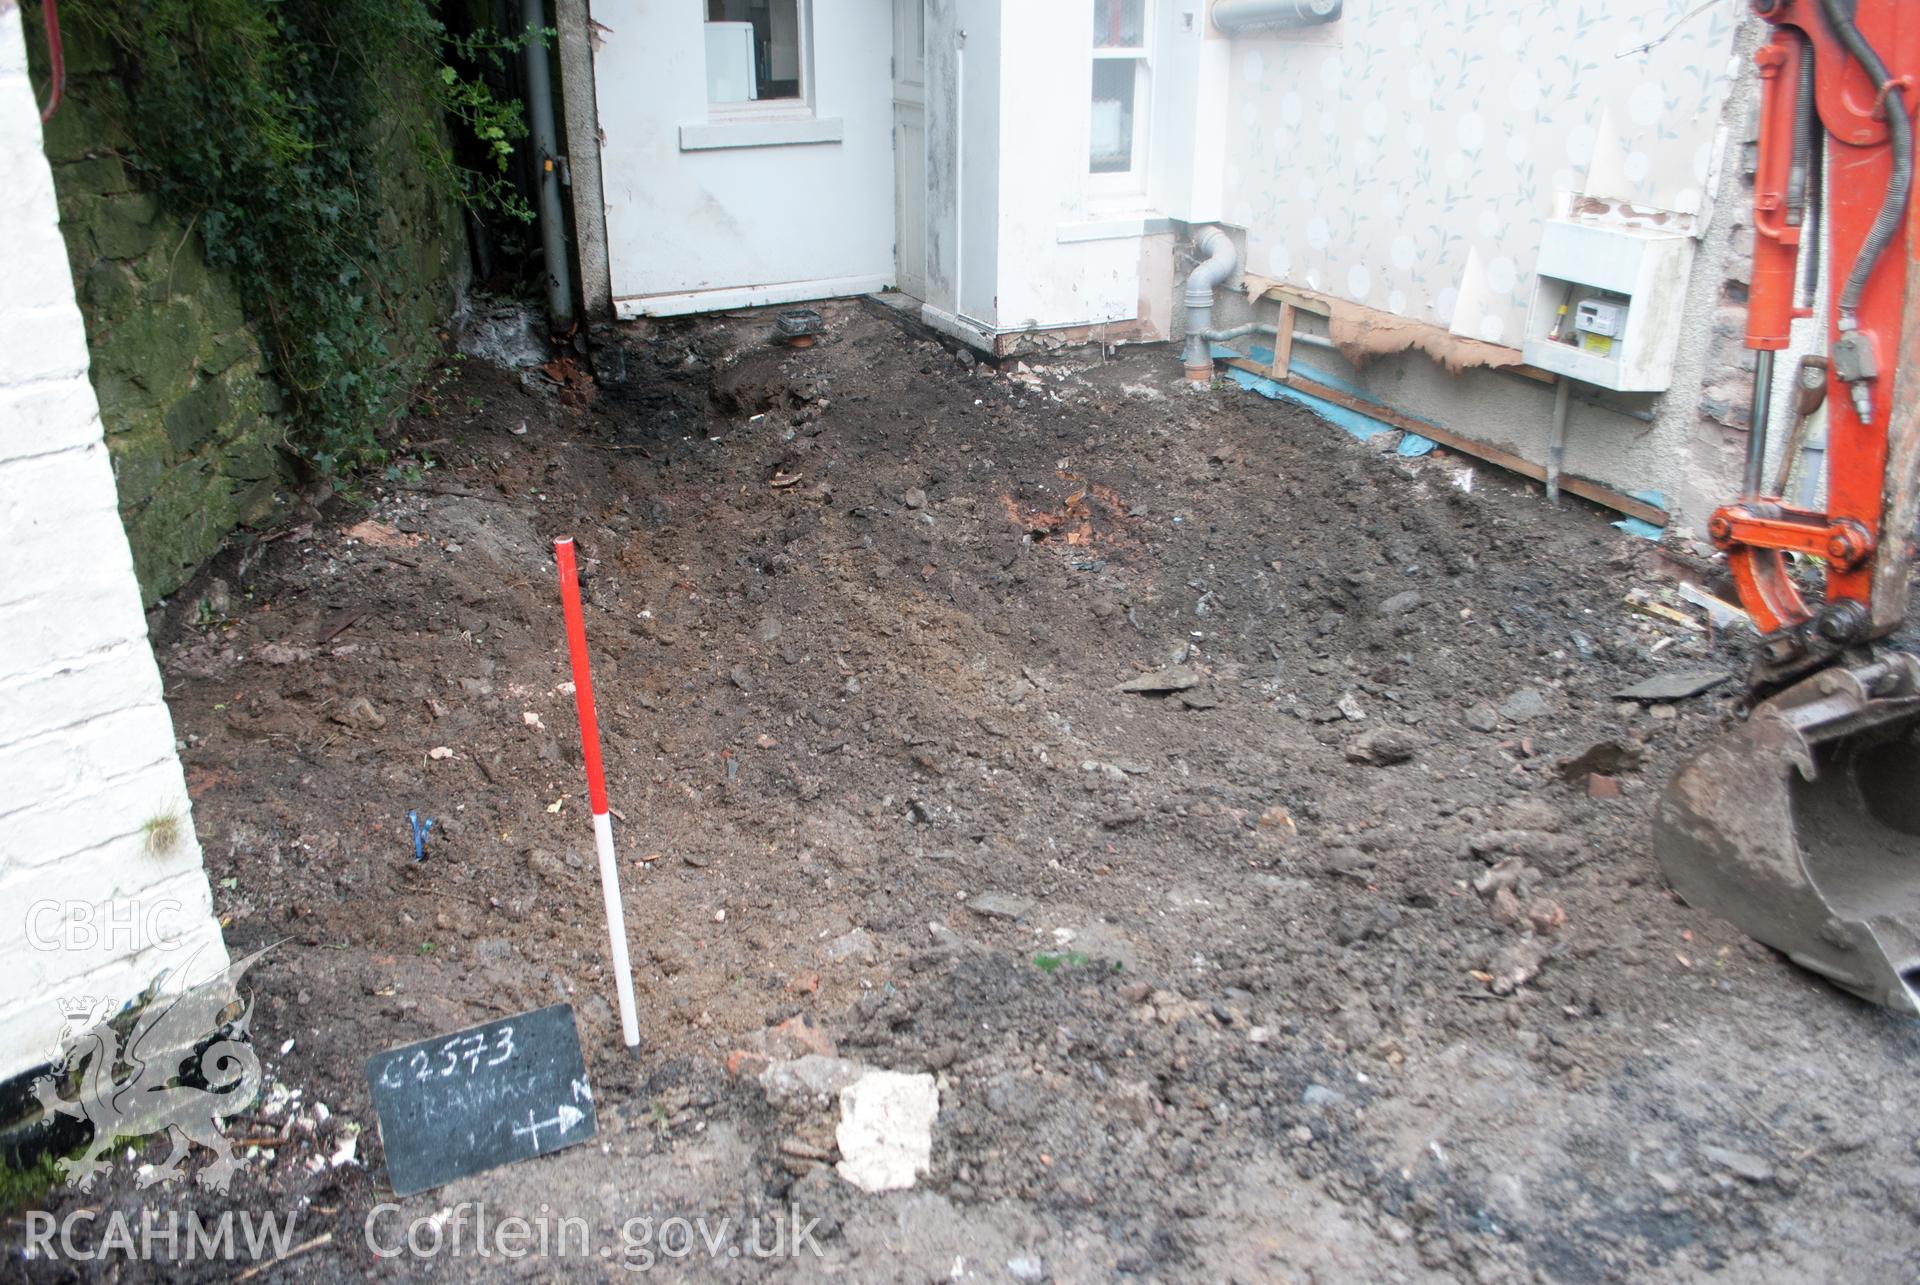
[
  {"x1": 1798, "y1": 421, "x2": 1828, "y2": 508},
  {"x1": 1191, "y1": 321, "x2": 1334, "y2": 349},
  {"x1": 523, "y1": 0, "x2": 577, "y2": 334},
  {"x1": 1182, "y1": 228, "x2": 1239, "y2": 381},
  {"x1": 1547, "y1": 377, "x2": 1571, "y2": 505},
  {"x1": 1197, "y1": 321, "x2": 1272, "y2": 343},
  {"x1": 1211, "y1": 0, "x2": 1342, "y2": 33}
]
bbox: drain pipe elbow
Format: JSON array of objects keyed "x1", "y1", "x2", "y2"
[{"x1": 1183, "y1": 227, "x2": 1238, "y2": 382}]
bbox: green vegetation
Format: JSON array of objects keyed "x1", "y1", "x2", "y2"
[
  {"x1": 60, "y1": 0, "x2": 534, "y2": 476},
  {"x1": 0, "y1": 1150, "x2": 68, "y2": 1217},
  {"x1": 139, "y1": 807, "x2": 183, "y2": 855}
]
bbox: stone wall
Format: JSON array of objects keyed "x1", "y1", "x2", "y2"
[
  {"x1": 24, "y1": 14, "x2": 466, "y2": 604},
  {"x1": 33, "y1": 20, "x2": 282, "y2": 601},
  {"x1": 0, "y1": 1, "x2": 228, "y2": 1084}
]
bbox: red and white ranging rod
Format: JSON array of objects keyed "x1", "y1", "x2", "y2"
[{"x1": 553, "y1": 536, "x2": 640, "y2": 1049}]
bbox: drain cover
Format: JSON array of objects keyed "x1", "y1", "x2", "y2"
[{"x1": 775, "y1": 308, "x2": 825, "y2": 339}]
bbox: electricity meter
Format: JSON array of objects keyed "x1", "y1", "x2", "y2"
[{"x1": 1574, "y1": 299, "x2": 1627, "y2": 338}]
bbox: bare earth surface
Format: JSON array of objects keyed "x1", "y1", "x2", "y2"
[{"x1": 10, "y1": 301, "x2": 1919, "y2": 1282}]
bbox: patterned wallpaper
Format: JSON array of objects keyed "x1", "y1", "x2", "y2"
[{"x1": 1222, "y1": 0, "x2": 1744, "y2": 346}]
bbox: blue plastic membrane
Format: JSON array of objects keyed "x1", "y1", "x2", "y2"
[{"x1": 1212, "y1": 343, "x2": 1436, "y2": 457}]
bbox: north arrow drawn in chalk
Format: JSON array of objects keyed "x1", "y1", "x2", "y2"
[{"x1": 512, "y1": 1104, "x2": 586, "y2": 1149}]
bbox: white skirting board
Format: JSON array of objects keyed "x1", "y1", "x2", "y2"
[{"x1": 615, "y1": 274, "x2": 895, "y2": 319}]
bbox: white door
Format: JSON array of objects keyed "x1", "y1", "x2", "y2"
[
  {"x1": 593, "y1": 0, "x2": 898, "y2": 317},
  {"x1": 892, "y1": 0, "x2": 927, "y2": 300}
]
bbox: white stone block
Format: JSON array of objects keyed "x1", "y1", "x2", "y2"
[{"x1": 835, "y1": 1069, "x2": 940, "y2": 1192}]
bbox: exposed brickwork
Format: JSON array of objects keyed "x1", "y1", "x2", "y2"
[{"x1": 1698, "y1": 189, "x2": 1760, "y2": 433}]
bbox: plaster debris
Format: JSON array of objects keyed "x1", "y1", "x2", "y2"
[{"x1": 835, "y1": 1070, "x2": 939, "y2": 1193}]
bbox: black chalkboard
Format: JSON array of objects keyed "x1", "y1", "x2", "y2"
[{"x1": 365, "y1": 1003, "x2": 597, "y2": 1196}]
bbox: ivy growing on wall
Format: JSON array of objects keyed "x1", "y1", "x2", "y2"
[{"x1": 62, "y1": 0, "x2": 535, "y2": 475}]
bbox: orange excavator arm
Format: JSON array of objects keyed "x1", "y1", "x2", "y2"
[
  {"x1": 1714, "y1": 0, "x2": 1920, "y2": 682},
  {"x1": 1654, "y1": 0, "x2": 1920, "y2": 1016}
]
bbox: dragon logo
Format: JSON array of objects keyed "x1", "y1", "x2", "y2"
[{"x1": 33, "y1": 945, "x2": 272, "y2": 1193}]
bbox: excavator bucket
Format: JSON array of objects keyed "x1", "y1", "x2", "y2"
[{"x1": 1654, "y1": 656, "x2": 1920, "y2": 1014}]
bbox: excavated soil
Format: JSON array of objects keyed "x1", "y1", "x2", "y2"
[{"x1": 11, "y1": 300, "x2": 1920, "y2": 1282}]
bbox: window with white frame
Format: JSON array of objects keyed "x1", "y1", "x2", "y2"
[
  {"x1": 705, "y1": 0, "x2": 810, "y2": 115},
  {"x1": 1091, "y1": 0, "x2": 1149, "y2": 187}
]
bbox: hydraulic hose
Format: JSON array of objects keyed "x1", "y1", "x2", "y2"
[
  {"x1": 1815, "y1": 0, "x2": 1912, "y2": 323},
  {"x1": 1802, "y1": 123, "x2": 1824, "y2": 308},
  {"x1": 1787, "y1": 30, "x2": 1815, "y2": 224}
]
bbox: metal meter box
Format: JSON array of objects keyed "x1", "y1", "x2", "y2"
[{"x1": 1521, "y1": 220, "x2": 1696, "y2": 392}]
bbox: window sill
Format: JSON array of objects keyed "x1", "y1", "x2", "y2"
[
  {"x1": 1058, "y1": 215, "x2": 1173, "y2": 244},
  {"x1": 1083, "y1": 189, "x2": 1159, "y2": 217},
  {"x1": 679, "y1": 118, "x2": 845, "y2": 151}
]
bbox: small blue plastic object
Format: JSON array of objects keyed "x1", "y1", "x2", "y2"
[{"x1": 408, "y1": 810, "x2": 436, "y2": 862}]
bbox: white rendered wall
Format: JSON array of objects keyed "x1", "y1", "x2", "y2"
[
  {"x1": 920, "y1": 0, "x2": 1173, "y2": 341},
  {"x1": 1147, "y1": 0, "x2": 1229, "y2": 226},
  {"x1": 0, "y1": 3, "x2": 227, "y2": 1083},
  {"x1": 922, "y1": 0, "x2": 1004, "y2": 340},
  {"x1": 593, "y1": 0, "x2": 898, "y2": 314}
]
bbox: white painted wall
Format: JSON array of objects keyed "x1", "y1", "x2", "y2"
[
  {"x1": 0, "y1": 4, "x2": 226, "y2": 1083},
  {"x1": 1015, "y1": 8, "x2": 1186, "y2": 338},
  {"x1": 919, "y1": 0, "x2": 1175, "y2": 344},
  {"x1": 993, "y1": 3, "x2": 1145, "y2": 331},
  {"x1": 1146, "y1": 0, "x2": 1227, "y2": 224},
  {"x1": 893, "y1": 0, "x2": 929, "y2": 300},
  {"x1": 578, "y1": 0, "x2": 1179, "y2": 341},
  {"x1": 593, "y1": 0, "x2": 898, "y2": 316},
  {"x1": 921, "y1": 0, "x2": 1002, "y2": 342}
]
